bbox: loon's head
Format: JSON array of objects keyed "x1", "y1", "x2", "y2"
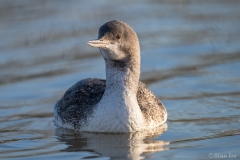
[{"x1": 88, "y1": 20, "x2": 140, "y2": 62}]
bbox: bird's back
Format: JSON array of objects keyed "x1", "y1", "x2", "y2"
[{"x1": 54, "y1": 78, "x2": 105, "y2": 129}]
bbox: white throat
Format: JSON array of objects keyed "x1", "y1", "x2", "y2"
[
  {"x1": 100, "y1": 45, "x2": 127, "y2": 61},
  {"x1": 82, "y1": 61, "x2": 145, "y2": 132}
]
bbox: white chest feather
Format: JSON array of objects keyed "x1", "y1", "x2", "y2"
[
  {"x1": 81, "y1": 88, "x2": 145, "y2": 132},
  {"x1": 81, "y1": 67, "x2": 146, "y2": 132}
]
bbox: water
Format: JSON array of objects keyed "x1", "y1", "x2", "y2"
[{"x1": 0, "y1": 0, "x2": 240, "y2": 159}]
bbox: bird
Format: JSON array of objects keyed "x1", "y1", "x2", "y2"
[{"x1": 54, "y1": 20, "x2": 167, "y2": 132}]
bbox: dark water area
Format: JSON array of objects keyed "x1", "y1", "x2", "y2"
[{"x1": 0, "y1": 0, "x2": 240, "y2": 159}]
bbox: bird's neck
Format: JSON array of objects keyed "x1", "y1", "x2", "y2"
[
  {"x1": 87, "y1": 54, "x2": 145, "y2": 132},
  {"x1": 104, "y1": 57, "x2": 140, "y2": 95}
]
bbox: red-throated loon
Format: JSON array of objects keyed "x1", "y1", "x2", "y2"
[{"x1": 54, "y1": 20, "x2": 167, "y2": 132}]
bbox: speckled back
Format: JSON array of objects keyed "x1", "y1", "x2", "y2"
[{"x1": 55, "y1": 78, "x2": 105, "y2": 129}]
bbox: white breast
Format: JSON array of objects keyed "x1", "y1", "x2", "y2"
[
  {"x1": 81, "y1": 86, "x2": 145, "y2": 132},
  {"x1": 82, "y1": 88, "x2": 168, "y2": 132}
]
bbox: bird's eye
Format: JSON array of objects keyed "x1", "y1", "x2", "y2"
[{"x1": 116, "y1": 34, "x2": 120, "y2": 39}]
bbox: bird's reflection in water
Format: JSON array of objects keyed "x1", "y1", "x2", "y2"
[{"x1": 55, "y1": 124, "x2": 169, "y2": 160}]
